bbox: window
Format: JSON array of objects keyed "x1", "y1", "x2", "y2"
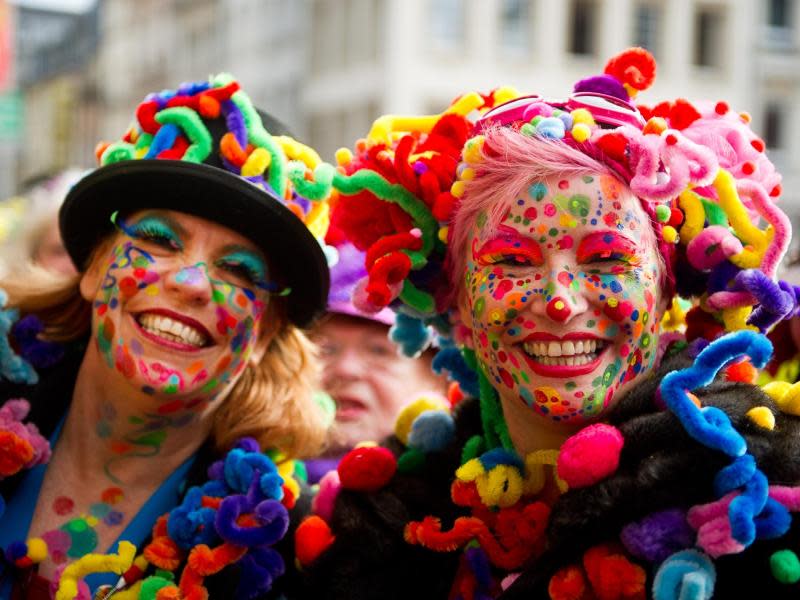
[
  {"x1": 430, "y1": 0, "x2": 465, "y2": 49},
  {"x1": 568, "y1": 0, "x2": 597, "y2": 56},
  {"x1": 764, "y1": 104, "x2": 785, "y2": 149},
  {"x1": 500, "y1": 0, "x2": 531, "y2": 54},
  {"x1": 633, "y1": 3, "x2": 661, "y2": 56},
  {"x1": 768, "y1": 0, "x2": 791, "y2": 27},
  {"x1": 693, "y1": 8, "x2": 724, "y2": 68}
]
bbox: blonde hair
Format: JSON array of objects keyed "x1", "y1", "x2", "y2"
[{"x1": 1, "y1": 263, "x2": 328, "y2": 459}]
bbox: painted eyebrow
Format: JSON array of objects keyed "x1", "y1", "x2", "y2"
[
  {"x1": 576, "y1": 231, "x2": 641, "y2": 262},
  {"x1": 474, "y1": 228, "x2": 544, "y2": 264}
]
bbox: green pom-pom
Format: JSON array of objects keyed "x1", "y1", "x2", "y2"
[
  {"x1": 397, "y1": 447, "x2": 426, "y2": 474},
  {"x1": 461, "y1": 435, "x2": 485, "y2": 465},
  {"x1": 655, "y1": 204, "x2": 671, "y2": 223},
  {"x1": 520, "y1": 123, "x2": 536, "y2": 137},
  {"x1": 771, "y1": 549, "x2": 800, "y2": 584}
]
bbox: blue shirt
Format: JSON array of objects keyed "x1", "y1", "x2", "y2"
[{"x1": 0, "y1": 417, "x2": 195, "y2": 598}]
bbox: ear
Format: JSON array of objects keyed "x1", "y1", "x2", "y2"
[{"x1": 79, "y1": 253, "x2": 106, "y2": 302}]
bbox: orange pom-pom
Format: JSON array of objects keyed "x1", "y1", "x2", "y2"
[
  {"x1": 0, "y1": 432, "x2": 34, "y2": 477},
  {"x1": 725, "y1": 358, "x2": 758, "y2": 383},
  {"x1": 295, "y1": 516, "x2": 336, "y2": 567},
  {"x1": 448, "y1": 381, "x2": 466, "y2": 408},
  {"x1": 95, "y1": 141, "x2": 111, "y2": 164},
  {"x1": 604, "y1": 47, "x2": 656, "y2": 92},
  {"x1": 155, "y1": 586, "x2": 182, "y2": 600},
  {"x1": 338, "y1": 446, "x2": 397, "y2": 491},
  {"x1": 549, "y1": 565, "x2": 587, "y2": 600}
]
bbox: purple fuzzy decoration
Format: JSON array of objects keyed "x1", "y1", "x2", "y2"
[
  {"x1": 573, "y1": 74, "x2": 630, "y2": 102},
  {"x1": 236, "y1": 437, "x2": 261, "y2": 453},
  {"x1": 221, "y1": 155, "x2": 242, "y2": 176},
  {"x1": 11, "y1": 315, "x2": 64, "y2": 369},
  {"x1": 222, "y1": 99, "x2": 248, "y2": 148},
  {"x1": 215, "y1": 496, "x2": 289, "y2": 546},
  {"x1": 208, "y1": 459, "x2": 225, "y2": 481},
  {"x1": 620, "y1": 508, "x2": 695, "y2": 563},
  {"x1": 687, "y1": 338, "x2": 711, "y2": 359},
  {"x1": 707, "y1": 261, "x2": 740, "y2": 294},
  {"x1": 329, "y1": 243, "x2": 368, "y2": 305},
  {"x1": 235, "y1": 547, "x2": 285, "y2": 600}
]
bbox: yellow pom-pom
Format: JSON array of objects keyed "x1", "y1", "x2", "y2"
[
  {"x1": 460, "y1": 167, "x2": 475, "y2": 181},
  {"x1": 354, "y1": 440, "x2": 379, "y2": 448},
  {"x1": 27, "y1": 538, "x2": 48, "y2": 563},
  {"x1": 746, "y1": 406, "x2": 775, "y2": 430},
  {"x1": 763, "y1": 381, "x2": 792, "y2": 402},
  {"x1": 662, "y1": 226, "x2": 678, "y2": 244},
  {"x1": 571, "y1": 123, "x2": 591, "y2": 143},
  {"x1": 643, "y1": 117, "x2": 668, "y2": 135},
  {"x1": 242, "y1": 147, "x2": 271, "y2": 177},
  {"x1": 740, "y1": 111, "x2": 752, "y2": 123},
  {"x1": 451, "y1": 180, "x2": 466, "y2": 198},
  {"x1": 395, "y1": 396, "x2": 449, "y2": 445},
  {"x1": 463, "y1": 136, "x2": 484, "y2": 164},
  {"x1": 335, "y1": 147, "x2": 353, "y2": 166},
  {"x1": 773, "y1": 382, "x2": 800, "y2": 416},
  {"x1": 438, "y1": 226, "x2": 449, "y2": 243},
  {"x1": 570, "y1": 108, "x2": 595, "y2": 126}
]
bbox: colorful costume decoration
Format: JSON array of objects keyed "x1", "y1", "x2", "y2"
[{"x1": 294, "y1": 48, "x2": 800, "y2": 599}]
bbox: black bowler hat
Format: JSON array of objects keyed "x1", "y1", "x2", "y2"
[{"x1": 60, "y1": 74, "x2": 332, "y2": 327}]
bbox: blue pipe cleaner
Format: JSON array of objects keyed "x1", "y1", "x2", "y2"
[
  {"x1": 222, "y1": 99, "x2": 248, "y2": 148},
  {"x1": 659, "y1": 330, "x2": 771, "y2": 457},
  {"x1": 652, "y1": 549, "x2": 716, "y2": 600},
  {"x1": 660, "y1": 330, "x2": 791, "y2": 546},
  {"x1": 143, "y1": 123, "x2": 180, "y2": 159},
  {"x1": 0, "y1": 289, "x2": 38, "y2": 385},
  {"x1": 389, "y1": 313, "x2": 432, "y2": 358}
]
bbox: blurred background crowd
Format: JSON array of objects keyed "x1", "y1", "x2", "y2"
[{"x1": 0, "y1": 0, "x2": 799, "y2": 268}]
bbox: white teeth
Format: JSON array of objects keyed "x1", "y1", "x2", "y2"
[
  {"x1": 522, "y1": 338, "x2": 605, "y2": 365},
  {"x1": 137, "y1": 313, "x2": 207, "y2": 348}
]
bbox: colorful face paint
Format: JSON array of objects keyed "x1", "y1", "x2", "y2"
[
  {"x1": 463, "y1": 174, "x2": 664, "y2": 423},
  {"x1": 89, "y1": 210, "x2": 272, "y2": 478}
]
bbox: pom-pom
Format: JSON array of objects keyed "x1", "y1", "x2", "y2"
[
  {"x1": 407, "y1": 409, "x2": 456, "y2": 453},
  {"x1": 770, "y1": 549, "x2": 800, "y2": 584},
  {"x1": 655, "y1": 204, "x2": 671, "y2": 223},
  {"x1": 395, "y1": 396, "x2": 449, "y2": 445},
  {"x1": 337, "y1": 446, "x2": 397, "y2": 492},
  {"x1": 745, "y1": 406, "x2": 775, "y2": 430},
  {"x1": 570, "y1": 123, "x2": 591, "y2": 143},
  {"x1": 294, "y1": 516, "x2": 335, "y2": 568},
  {"x1": 620, "y1": 509, "x2": 695, "y2": 564},
  {"x1": 557, "y1": 424, "x2": 624, "y2": 489}
]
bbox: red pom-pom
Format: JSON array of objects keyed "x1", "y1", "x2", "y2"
[
  {"x1": 583, "y1": 544, "x2": 646, "y2": 600},
  {"x1": 714, "y1": 101, "x2": 729, "y2": 115},
  {"x1": 558, "y1": 424, "x2": 624, "y2": 489},
  {"x1": 448, "y1": 381, "x2": 466, "y2": 408},
  {"x1": 604, "y1": 48, "x2": 656, "y2": 92},
  {"x1": 668, "y1": 99, "x2": 702, "y2": 130},
  {"x1": 771, "y1": 184, "x2": 782, "y2": 197},
  {"x1": 596, "y1": 133, "x2": 629, "y2": 162},
  {"x1": 742, "y1": 161, "x2": 756, "y2": 176},
  {"x1": 668, "y1": 207, "x2": 684, "y2": 227},
  {"x1": 295, "y1": 516, "x2": 336, "y2": 567},
  {"x1": 338, "y1": 446, "x2": 397, "y2": 492},
  {"x1": 664, "y1": 133, "x2": 678, "y2": 146},
  {"x1": 549, "y1": 565, "x2": 587, "y2": 600},
  {"x1": 751, "y1": 139, "x2": 765, "y2": 153},
  {"x1": 725, "y1": 358, "x2": 758, "y2": 383}
]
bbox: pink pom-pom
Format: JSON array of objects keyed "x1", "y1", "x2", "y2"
[
  {"x1": 312, "y1": 470, "x2": 341, "y2": 522},
  {"x1": 557, "y1": 424, "x2": 624, "y2": 488}
]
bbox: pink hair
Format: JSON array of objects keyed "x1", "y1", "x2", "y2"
[{"x1": 447, "y1": 127, "x2": 665, "y2": 297}]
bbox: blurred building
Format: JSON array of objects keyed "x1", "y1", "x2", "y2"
[{"x1": 7, "y1": 0, "x2": 800, "y2": 218}]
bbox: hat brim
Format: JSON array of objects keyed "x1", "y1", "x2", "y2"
[{"x1": 60, "y1": 159, "x2": 329, "y2": 328}]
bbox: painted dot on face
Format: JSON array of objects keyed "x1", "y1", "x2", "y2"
[
  {"x1": 544, "y1": 204, "x2": 556, "y2": 217},
  {"x1": 529, "y1": 182, "x2": 547, "y2": 201}
]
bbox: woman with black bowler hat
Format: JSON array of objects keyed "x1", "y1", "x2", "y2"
[{"x1": 0, "y1": 74, "x2": 334, "y2": 599}]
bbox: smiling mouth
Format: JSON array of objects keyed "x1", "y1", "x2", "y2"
[
  {"x1": 135, "y1": 311, "x2": 211, "y2": 349},
  {"x1": 519, "y1": 336, "x2": 610, "y2": 377}
]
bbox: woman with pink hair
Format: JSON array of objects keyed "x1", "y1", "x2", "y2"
[{"x1": 293, "y1": 48, "x2": 800, "y2": 599}]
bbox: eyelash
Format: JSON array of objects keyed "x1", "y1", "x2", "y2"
[
  {"x1": 216, "y1": 258, "x2": 265, "y2": 286},
  {"x1": 127, "y1": 221, "x2": 182, "y2": 251}
]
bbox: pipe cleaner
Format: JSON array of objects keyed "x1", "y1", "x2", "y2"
[
  {"x1": 652, "y1": 549, "x2": 716, "y2": 600},
  {"x1": 0, "y1": 288, "x2": 38, "y2": 384}
]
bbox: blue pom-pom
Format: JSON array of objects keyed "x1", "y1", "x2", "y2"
[
  {"x1": 535, "y1": 117, "x2": 566, "y2": 139},
  {"x1": 407, "y1": 410, "x2": 455, "y2": 453},
  {"x1": 432, "y1": 347, "x2": 479, "y2": 397},
  {"x1": 389, "y1": 313, "x2": 432, "y2": 358},
  {"x1": 652, "y1": 549, "x2": 716, "y2": 600}
]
